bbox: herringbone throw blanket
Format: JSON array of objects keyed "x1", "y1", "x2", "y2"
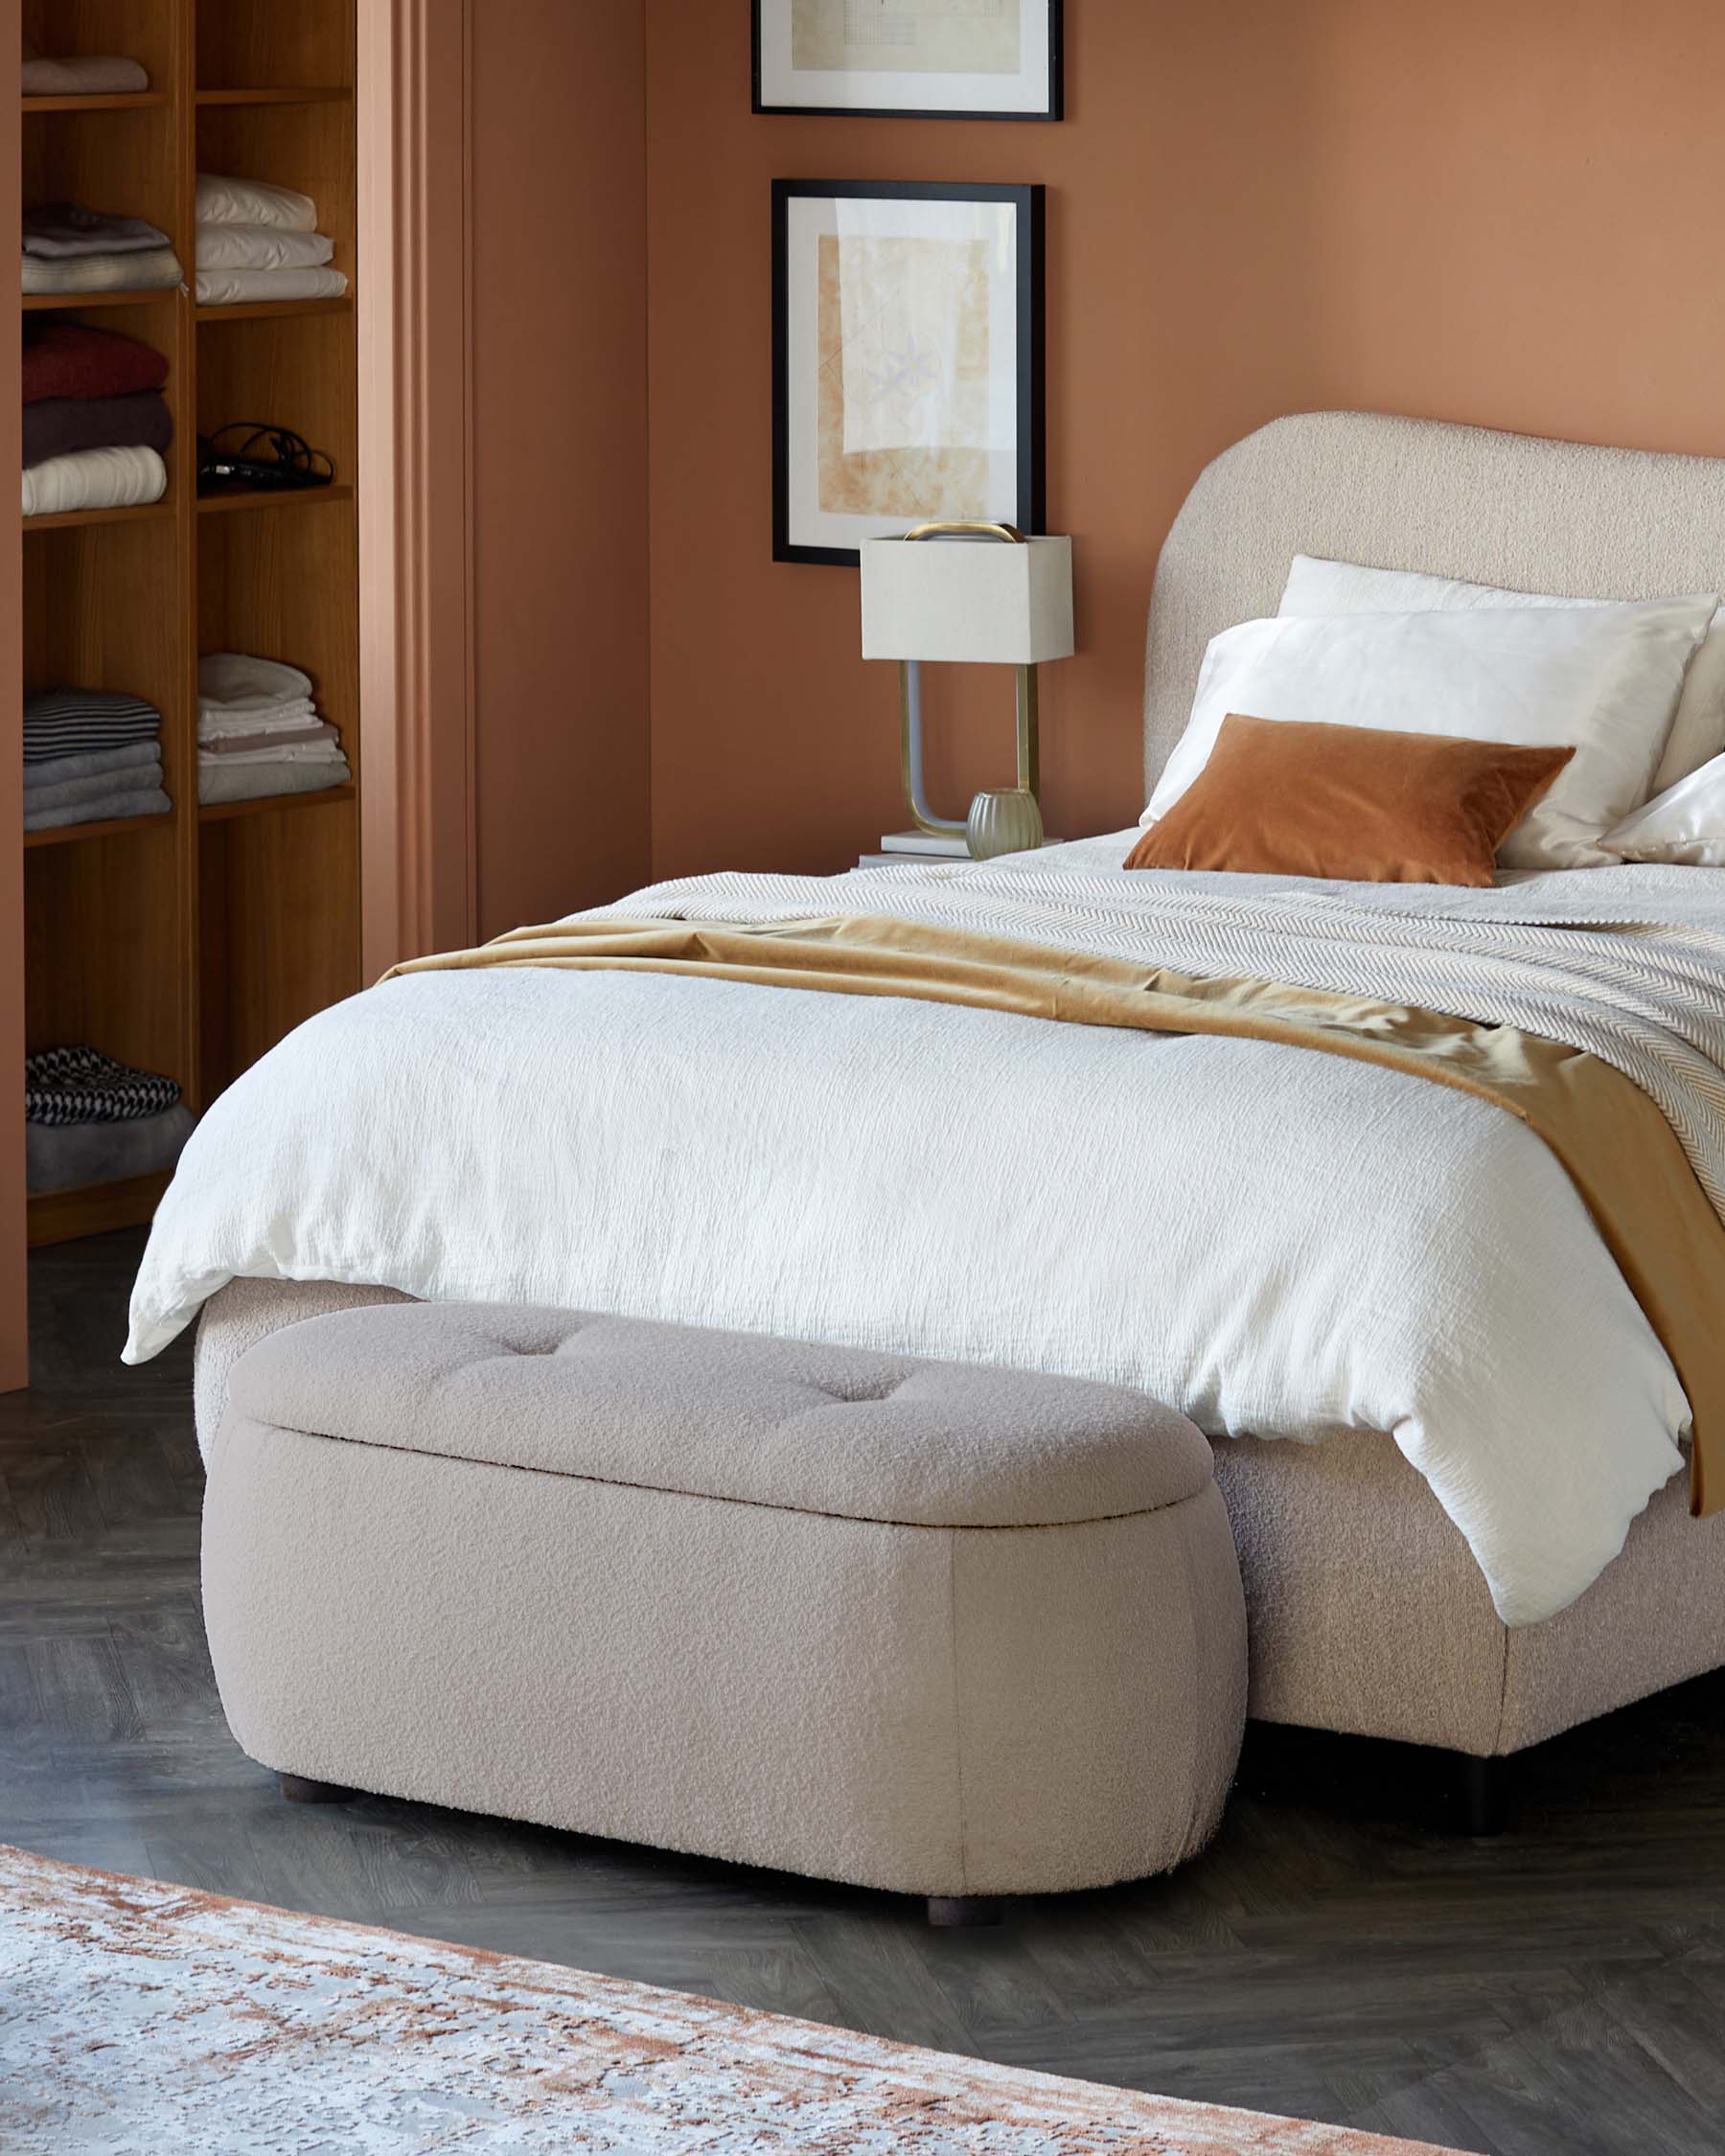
[{"x1": 577, "y1": 860, "x2": 1725, "y2": 1218}]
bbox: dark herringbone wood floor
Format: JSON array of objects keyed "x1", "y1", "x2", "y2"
[{"x1": 5, "y1": 1230, "x2": 1725, "y2": 2154}]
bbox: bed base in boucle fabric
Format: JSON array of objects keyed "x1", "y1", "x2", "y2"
[
  {"x1": 195, "y1": 1279, "x2": 1725, "y2": 1771},
  {"x1": 201, "y1": 1297, "x2": 1246, "y2": 1908}
]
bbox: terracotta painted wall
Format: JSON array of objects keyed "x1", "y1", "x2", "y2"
[
  {"x1": 644, "y1": 0, "x2": 1725, "y2": 879},
  {"x1": 471, "y1": 2, "x2": 651, "y2": 936}
]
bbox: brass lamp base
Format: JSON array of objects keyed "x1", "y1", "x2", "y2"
[{"x1": 896, "y1": 520, "x2": 1042, "y2": 845}]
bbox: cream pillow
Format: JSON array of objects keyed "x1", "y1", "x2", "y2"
[
  {"x1": 1601, "y1": 753, "x2": 1725, "y2": 864},
  {"x1": 1141, "y1": 599, "x2": 1717, "y2": 869},
  {"x1": 1279, "y1": 554, "x2": 1725, "y2": 795}
]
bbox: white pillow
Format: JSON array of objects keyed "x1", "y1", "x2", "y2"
[
  {"x1": 1141, "y1": 599, "x2": 1718, "y2": 869},
  {"x1": 1602, "y1": 753, "x2": 1725, "y2": 864},
  {"x1": 1280, "y1": 554, "x2": 1725, "y2": 795},
  {"x1": 195, "y1": 172, "x2": 319, "y2": 235}
]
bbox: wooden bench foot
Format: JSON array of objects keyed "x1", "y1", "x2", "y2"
[
  {"x1": 927, "y1": 1895, "x2": 1005, "y2": 1929},
  {"x1": 280, "y1": 1772, "x2": 358, "y2": 1805}
]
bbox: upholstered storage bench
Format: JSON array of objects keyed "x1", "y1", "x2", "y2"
[{"x1": 202, "y1": 1301, "x2": 1247, "y2": 1921}]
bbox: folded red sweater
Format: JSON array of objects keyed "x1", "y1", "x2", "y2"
[{"x1": 21, "y1": 322, "x2": 169, "y2": 405}]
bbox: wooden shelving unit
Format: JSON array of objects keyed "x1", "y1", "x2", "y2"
[{"x1": 21, "y1": 0, "x2": 360, "y2": 1247}]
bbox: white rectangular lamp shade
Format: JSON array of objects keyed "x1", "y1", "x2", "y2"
[{"x1": 861, "y1": 536, "x2": 1074, "y2": 667}]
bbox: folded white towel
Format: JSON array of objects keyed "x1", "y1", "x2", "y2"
[
  {"x1": 23, "y1": 446, "x2": 168, "y2": 518},
  {"x1": 201, "y1": 723, "x2": 337, "y2": 758},
  {"x1": 198, "y1": 700, "x2": 319, "y2": 738},
  {"x1": 196, "y1": 172, "x2": 318, "y2": 233},
  {"x1": 196, "y1": 223, "x2": 335, "y2": 272},
  {"x1": 198, "y1": 653, "x2": 314, "y2": 711},
  {"x1": 197, "y1": 741, "x2": 346, "y2": 768},
  {"x1": 197, "y1": 757, "x2": 351, "y2": 807},
  {"x1": 195, "y1": 264, "x2": 348, "y2": 307}
]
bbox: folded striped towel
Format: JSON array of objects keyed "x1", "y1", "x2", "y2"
[
  {"x1": 24, "y1": 690, "x2": 161, "y2": 764},
  {"x1": 25, "y1": 1045, "x2": 180, "y2": 1127}
]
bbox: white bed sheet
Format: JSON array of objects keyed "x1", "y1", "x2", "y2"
[{"x1": 127, "y1": 843, "x2": 1716, "y2": 1628}]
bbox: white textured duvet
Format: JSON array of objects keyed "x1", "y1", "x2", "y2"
[{"x1": 128, "y1": 841, "x2": 1725, "y2": 1628}]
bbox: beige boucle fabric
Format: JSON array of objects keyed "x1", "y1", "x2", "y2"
[
  {"x1": 223, "y1": 1297, "x2": 1215, "y2": 1527},
  {"x1": 1145, "y1": 411, "x2": 1725, "y2": 790},
  {"x1": 203, "y1": 1299, "x2": 1245, "y2": 1899},
  {"x1": 1215, "y1": 1435, "x2": 1725, "y2": 1756},
  {"x1": 196, "y1": 1280, "x2": 1725, "y2": 1763}
]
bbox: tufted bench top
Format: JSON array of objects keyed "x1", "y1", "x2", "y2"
[{"x1": 227, "y1": 1300, "x2": 1213, "y2": 1530}]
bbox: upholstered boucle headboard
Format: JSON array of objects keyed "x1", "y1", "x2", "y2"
[{"x1": 1143, "y1": 409, "x2": 1725, "y2": 791}]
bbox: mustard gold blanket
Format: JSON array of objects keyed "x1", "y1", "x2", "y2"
[{"x1": 388, "y1": 910, "x2": 1725, "y2": 1515}]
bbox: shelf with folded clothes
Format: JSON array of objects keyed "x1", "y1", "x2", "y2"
[
  {"x1": 193, "y1": 652, "x2": 354, "y2": 815},
  {"x1": 22, "y1": 319, "x2": 181, "y2": 526},
  {"x1": 189, "y1": 168, "x2": 350, "y2": 312},
  {"x1": 24, "y1": 820, "x2": 193, "y2": 1239},
  {"x1": 22, "y1": 226, "x2": 184, "y2": 305},
  {"x1": 21, "y1": 689, "x2": 175, "y2": 840},
  {"x1": 22, "y1": 32, "x2": 170, "y2": 102},
  {"x1": 22, "y1": 1044, "x2": 195, "y2": 1216}
]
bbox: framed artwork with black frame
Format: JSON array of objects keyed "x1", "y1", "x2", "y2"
[
  {"x1": 753, "y1": 0, "x2": 1063, "y2": 122},
  {"x1": 772, "y1": 179, "x2": 1046, "y2": 567}
]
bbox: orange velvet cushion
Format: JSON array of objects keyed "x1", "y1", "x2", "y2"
[{"x1": 1124, "y1": 715, "x2": 1576, "y2": 886}]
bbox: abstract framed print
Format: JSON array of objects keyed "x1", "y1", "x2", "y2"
[
  {"x1": 771, "y1": 180, "x2": 1046, "y2": 567},
  {"x1": 754, "y1": 0, "x2": 1063, "y2": 122}
]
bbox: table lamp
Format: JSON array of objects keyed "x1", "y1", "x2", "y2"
[{"x1": 861, "y1": 522, "x2": 1075, "y2": 860}]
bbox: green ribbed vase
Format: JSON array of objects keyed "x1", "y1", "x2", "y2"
[{"x1": 965, "y1": 788, "x2": 1045, "y2": 861}]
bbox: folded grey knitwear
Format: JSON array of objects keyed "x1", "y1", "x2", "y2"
[
  {"x1": 23, "y1": 388, "x2": 172, "y2": 470},
  {"x1": 22, "y1": 56, "x2": 150, "y2": 98},
  {"x1": 22, "y1": 247, "x2": 182, "y2": 295},
  {"x1": 197, "y1": 756, "x2": 349, "y2": 807},
  {"x1": 23, "y1": 786, "x2": 171, "y2": 833},
  {"x1": 27, "y1": 1103, "x2": 194, "y2": 1196},
  {"x1": 23, "y1": 204, "x2": 172, "y2": 260},
  {"x1": 24, "y1": 759, "x2": 164, "y2": 813},
  {"x1": 22, "y1": 738, "x2": 161, "y2": 787}
]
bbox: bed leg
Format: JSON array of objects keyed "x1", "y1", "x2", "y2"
[
  {"x1": 280, "y1": 1773, "x2": 358, "y2": 1805},
  {"x1": 1457, "y1": 1753, "x2": 1509, "y2": 1837},
  {"x1": 927, "y1": 1896, "x2": 1006, "y2": 1930}
]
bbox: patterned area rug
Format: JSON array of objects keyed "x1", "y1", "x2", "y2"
[{"x1": 0, "y1": 1845, "x2": 1464, "y2": 2153}]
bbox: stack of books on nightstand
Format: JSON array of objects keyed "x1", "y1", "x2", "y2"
[
  {"x1": 861, "y1": 830, "x2": 973, "y2": 867},
  {"x1": 859, "y1": 830, "x2": 1063, "y2": 868}
]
